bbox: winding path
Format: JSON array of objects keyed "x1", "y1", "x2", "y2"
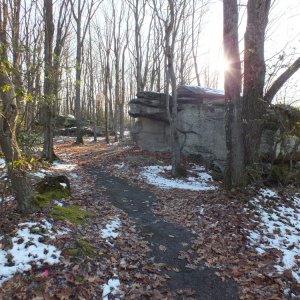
[{"x1": 89, "y1": 167, "x2": 239, "y2": 299}]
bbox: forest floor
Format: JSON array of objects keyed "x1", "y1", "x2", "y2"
[{"x1": 0, "y1": 136, "x2": 300, "y2": 299}]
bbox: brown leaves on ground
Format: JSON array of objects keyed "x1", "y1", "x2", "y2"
[
  {"x1": 100, "y1": 141, "x2": 299, "y2": 299},
  {"x1": 1, "y1": 137, "x2": 299, "y2": 299}
]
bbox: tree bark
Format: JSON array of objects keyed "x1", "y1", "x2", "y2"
[
  {"x1": 223, "y1": 0, "x2": 245, "y2": 188},
  {"x1": 42, "y1": 0, "x2": 56, "y2": 162},
  {"x1": 0, "y1": 2, "x2": 32, "y2": 213},
  {"x1": 242, "y1": 0, "x2": 271, "y2": 166}
]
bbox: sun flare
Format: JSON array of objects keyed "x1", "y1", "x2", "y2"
[{"x1": 222, "y1": 59, "x2": 231, "y2": 73}]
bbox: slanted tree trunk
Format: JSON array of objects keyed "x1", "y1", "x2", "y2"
[
  {"x1": 223, "y1": 0, "x2": 245, "y2": 188},
  {"x1": 264, "y1": 57, "x2": 300, "y2": 104},
  {"x1": 0, "y1": 2, "x2": 32, "y2": 213}
]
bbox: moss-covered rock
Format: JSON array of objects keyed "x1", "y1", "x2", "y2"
[
  {"x1": 33, "y1": 175, "x2": 71, "y2": 207},
  {"x1": 50, "y1": 205, "x2": 94, "y2": 225},
  {"x1": 36, "y1": 175, "x2": 70, "y2": 193}
]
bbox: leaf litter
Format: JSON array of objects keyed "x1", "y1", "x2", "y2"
[{"x1": 1, "y1": 137, "x2": 300, "y2": 299}]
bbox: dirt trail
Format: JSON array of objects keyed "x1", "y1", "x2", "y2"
[{"x1": 88, "y1": 167, "x2": 239, "y2": 299}]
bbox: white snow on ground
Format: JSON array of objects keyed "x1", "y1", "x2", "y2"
[
  {"x1": 248, "y1": 188, "x2": 300, "y2": 283},
  {"x1": 69, "y1": 173, "x2": 78, "y2": 179},
  {"x1": 102, "y1": 278, "x2": 120, "y2": 300},
  {"x1": 85, "y1": 137, "x2": 98, "y2": 143},
  {"x1": 52, "y1": 161, "x2": 77, "y2": 171},
  {"x1": 100, "y1": 218, "x2": 121, "y2": 239},
  {"x1": 114, "y1": 163, "x2": 125, "y2": 170},
  {"x1": 54, "y1": 136, "x2": 76, "y2": 143},
  {"x1": 141, "y1": 165, "x2": 216, "y2": 191},
  {"x1": 0, "y1": 195, "x2": 15, "y2": 204},
  {"x1": 0, "y1": 158, "x2": 5, "y2": 168},
  {"x1": 0, "y1": 220, "x2": 61, "y2": 285},
  {"x1": 53, "y1": 200, "x2": 64, "y2": 207},
  {"x1": 31, "y1": 171, "x2": 46, "y2": 178},
  {"x1": 59, "y1": 183, "x2": 67, "y2": 189},
  {"x1": 108, "y1": 142, "x2": 120, "y2": 146}
]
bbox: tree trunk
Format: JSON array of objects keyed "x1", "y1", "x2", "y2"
[
  {"x1": 120, "y1": 42, "x2": 127, "y2": 139},
  {"x1": 74, "y1": 1, "x2": 83, "y2": 144},
  {"x1": 166, "y1": 0, "x2": 182, "y2": 177},
  {"x1": 42, "y1": 0, "x2": 56, "y2": 162},
  {"x1": 242, "y1": 0, "x2": 271, "y2": 167},
  {"x1": 0, "y1": 69, "x2": 32, "y2": 213},
  {"x1": 223, "y1": 0, "x2": 245, "y2": 188}
]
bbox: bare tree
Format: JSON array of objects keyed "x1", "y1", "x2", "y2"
[
  {"x1": 127, "y1": 0, "x2": 147, "y2": 93},
  {"x1": 152, "y1": 0, "x2": 187, "y2": 176},
  {"x1": 71, "y1": 0, "x2": 101, "y2": 144}
]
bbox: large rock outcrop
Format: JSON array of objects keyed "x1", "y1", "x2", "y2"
[
  {"x1": 129, "y1": 86, "x2": 227, "y2": 171},
  {"x1": 129, "y1": 85, "x2": 300, "y2": 172}
]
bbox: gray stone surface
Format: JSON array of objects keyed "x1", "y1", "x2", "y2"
[
  {"x1": 130, "y1": 87, "x2": 227, "y2": 170},
  {"x1": 129, "y1": 86, "x2": 300, "y2": 171}
]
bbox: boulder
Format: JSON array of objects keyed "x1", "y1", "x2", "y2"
[
  {"x1": 56, "y1": 126, "x2": 97, "y2": 137},
  {"x1": 136, "y1": 91, "x2": 167, "y2": 100},
  {"x1": 177, "y1": 85, "x2": 225, "y2": 100},
  {"x1": 275, "y1": 135, "x2": 300, "y2": 161},
  {"x1": 36, "y1": 174, "x2": 71, "y2": 193},
  {"x1": 56, "y1": 115, "x2": 77, "y2": 128},
  {"x1": 129, "y1": 100, "x2": 169, "y2": 121},
  {"x1": 34, "y1": 174, "x2": 71, "y2": 207}
]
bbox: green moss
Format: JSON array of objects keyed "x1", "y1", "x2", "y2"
[
  {"x1": 76, "y1": 239, "x2": 96, "y2": 257},
  {"x1": 67, "y1": 248, "x2": 79, "y2": 257},
  {"x1": 66, "y1": 239, "x2": 96, "y2": 258},
  {"x1": 50, "y1": 205, "x2": 94, "y2": 225},
  {"x1": 33, "y1": 185, "x2": 70, "y2": 208},
  {"x1": 76, "y1": 275, "x2": 84, "y2": 283}
]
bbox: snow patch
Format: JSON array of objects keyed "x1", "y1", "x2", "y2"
[
  {"x1": 52, "y1": 161, "x2": 76, "y2": 171},
  {"x1": 141, "y1": 165, "x2": 216, "y2": 191},
  {"x1": 108, "y1": 142, "x2": 119, "y2": 146},
  {"x1": 114, "y1": 163, "x2": 125, "y2": 170},
  {"x1": 102, "y1": 278, "x2": 120, "y2": 300},
  {"x1": 1, "y1": 195, "x2": 15, "y2": 203},
  {"x1": 101, "y1": 219, "x2": 121, "y2": 239},
  {"x1": 53, "y1": 200, "x2": 64, "y2": 207},
  {"x1": 59, "y1": 183, "x2": 67, "y2": 189},
  {"x1": 0, "y1": 220, "x2": 61, "y2": 285},
  {"x1": 248, "y1": 189, "x2": 300, "y2": 283},
  {"x1": 0, "y1": 158, "x2": 5, "y2": 168},
  {"x1": 31, "y1": 172, "x2": 46, "y2": 178},
  {"x1": 69, "y1": 173, "x2": 78, "y2": 179}
]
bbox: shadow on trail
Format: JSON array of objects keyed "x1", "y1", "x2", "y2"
[{"x1": 89, "y1": 168, "x2": 239, "y2": 300}]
